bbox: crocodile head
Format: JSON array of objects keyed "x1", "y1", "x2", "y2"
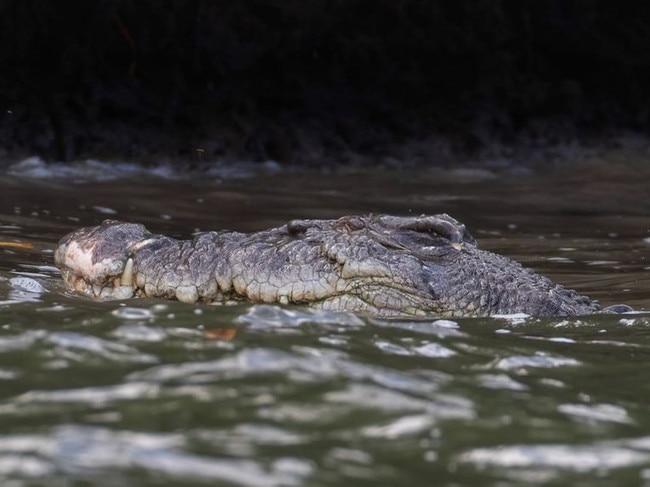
[{"x1": 54, "y1": 220, "x2": 154, "y2": 300}]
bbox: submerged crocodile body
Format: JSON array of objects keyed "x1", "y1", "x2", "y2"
[{"x1": 54, "y1": 214, "x2": 628, "y2": 318}]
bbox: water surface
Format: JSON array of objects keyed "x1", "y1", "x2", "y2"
[{"x1": 0, "y1": 159, "x2": 649, "y2": 486}]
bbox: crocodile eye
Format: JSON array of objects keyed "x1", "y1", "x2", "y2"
[{"x1": 287, "y1": 219, "x2": 312, "y2": 235}]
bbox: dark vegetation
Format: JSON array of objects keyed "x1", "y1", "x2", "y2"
[{"x1": 1, "y1": 1, "x2": 650, "y2": 165}]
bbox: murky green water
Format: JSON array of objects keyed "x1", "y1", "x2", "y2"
[{"x1": 1, "y1": 159, "x2": 650, "y2": 486}]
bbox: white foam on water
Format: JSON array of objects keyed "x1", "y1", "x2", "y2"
[
  {"x1": 6, "y1": 157, "x2": 177, "y2": 182},
  {"x1": 5, "y1": 156, "x2": 285, "y2": 182}
]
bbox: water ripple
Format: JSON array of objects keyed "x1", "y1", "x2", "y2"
[
  {"x1": 236, "y1": 304, "x2": 366, "y2": 330},
  {"x1": 361, "y1": 414, "x2": 436, "y2": 439},
  {"x1": 50, "y1": 425, "x2": 311, "y2": 486},
  {"x1": 475, "y1": 373, "x2": 529, "y2": 391},
  {"x1": 111, "y1": 306, "x2": 156, "y2": 321},
  {"x1": 457, "y1": 442, "x2": 650, "y2": 473},
  {"x1": 371, "y1": 318, "x2": 466, "y2": 338},
  {"x1": 128, "y1": 347, "x2": 340, "y2": 384},
  {"x1": 111, "y1": 323, "x2": 168, "y2": 342},
  {"x1": 0, "y1": 330, "x2": 45, "y2": 352},
  {"x1": 45, "y1": 332, "x2": 158, "y2": 364},
  {"x1": 492, "y1": 352, "x2": 581, "y2": 371},
  {"x1": 11, "y1": 382, "x2": 160, "y2": 407},
  {"x1": 325, "y1": 383, "x2": 474, "y2": 420},
  {"x1": 558, "y1": 403, "x2": 633, "y2": 425}
]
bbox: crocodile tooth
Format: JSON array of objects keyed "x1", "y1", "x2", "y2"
[
  {"x1": 92, "y1": 284, "x2": 103, "y2": 297},
  {"x1": 451, "y1": 243, "x2": 463, "y2": 251},
  {"x1": 120, "y1": 258, "x2": 134, "y2": 286}
]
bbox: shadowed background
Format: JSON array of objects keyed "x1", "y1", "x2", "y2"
[{"x1": 1, "y1": 0, "x2": 650, "y2": 164}]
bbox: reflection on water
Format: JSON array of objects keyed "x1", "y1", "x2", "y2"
[{"x1": 0, "y1": 160, "x2": 649, "y2": 485}]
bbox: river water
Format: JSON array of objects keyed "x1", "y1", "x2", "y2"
[{"x1": 0, "y1": 157, "x2": 649, "y2": 486}]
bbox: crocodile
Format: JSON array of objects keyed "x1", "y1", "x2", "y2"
[{"x1": 54, "y1": 214, "x2": 630, "y2": 318}]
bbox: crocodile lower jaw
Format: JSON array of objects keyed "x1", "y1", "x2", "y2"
[{"x1": 61, "y1": 257, "x2": 136, "y2": 300}]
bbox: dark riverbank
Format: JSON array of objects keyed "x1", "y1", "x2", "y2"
[{"x1": 1, "y1": 1, "x2": 650, "y2": 166}]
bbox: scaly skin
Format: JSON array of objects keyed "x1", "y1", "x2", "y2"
[{"x1": 54, "y1": 214, "x2": 624, "y2": 318}]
